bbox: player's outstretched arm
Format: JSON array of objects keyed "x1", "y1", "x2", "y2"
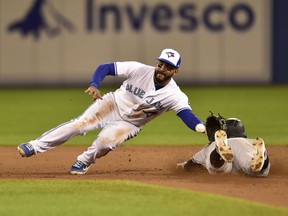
[{"x1": 177, "y1": 109, "x2": 206, "y2": 133}]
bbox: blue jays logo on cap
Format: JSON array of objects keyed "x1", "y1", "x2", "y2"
[
  {"x1": 157, "y1": 48, "x2": 181, "y2": 68},
  {"x1": 166, "y1": 52, "x2": 175, "y2": 58}
]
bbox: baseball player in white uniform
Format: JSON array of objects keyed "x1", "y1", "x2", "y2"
[
  {"x1": 177, "y1": 117, "x2": 270, "y2": 177},
  {"x1": 18, "y1": 48, "x2": 206, "y2": 175}
]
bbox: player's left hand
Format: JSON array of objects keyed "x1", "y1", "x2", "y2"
[
  {"x1": 205, "y1": 112, "x2": 226, "y2": 142},
  {"x1": 85, "y1": 86, "x2": 103, "y2": 100}
]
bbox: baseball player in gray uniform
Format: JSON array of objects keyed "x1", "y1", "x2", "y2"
[
  {"x1": 177, "y1": 115, "x2": 270, "y2": 177},
  {"x1": 17, "y1": 48, "x2": 206, "y2": 175}
]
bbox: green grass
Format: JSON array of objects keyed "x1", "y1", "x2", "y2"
[
  {"x1": 1, "y1": 86, "x2": 287, "y2": 215},
  {"x1": 0, "y1": 179, "x2": 286, "y2": 216},
  {"x1": 1, "y1": 86, "x2": 288, "y2": 146}
]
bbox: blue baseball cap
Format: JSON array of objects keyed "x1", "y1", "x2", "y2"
[{"x1": 157, "y1": 48, "x2": 181, "y2": 68}]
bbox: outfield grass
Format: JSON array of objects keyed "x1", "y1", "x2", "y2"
[
  {"x1": 1, "y1": 86, "x2": 288, "y2": 146},
  {"x1": 0, "y1": 180, "x2": 287, "y2": 216}
]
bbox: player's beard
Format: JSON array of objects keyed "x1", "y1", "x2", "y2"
[{"x1": 154, "y1": 71, "x2": 172, "y2": 86}]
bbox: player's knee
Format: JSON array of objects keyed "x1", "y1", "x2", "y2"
[
  {"x1": 72, "y1": 117, "x2": 99, "y2": 133},
  {"x1": 98, "y1": 135, "x2": 118, "y2": 146}
]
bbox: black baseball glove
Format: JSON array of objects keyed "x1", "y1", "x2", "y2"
[{"x1": 205, "y1": 111, "x2": 227, "y2": 143}]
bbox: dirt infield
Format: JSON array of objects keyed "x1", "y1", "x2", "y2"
[{"x1": 1, "y1": 146, "x2": 287, "y2": 208}]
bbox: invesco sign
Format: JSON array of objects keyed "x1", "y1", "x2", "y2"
[{"x1": 86, "y1": 0, "x2": 254, "y2": 32}]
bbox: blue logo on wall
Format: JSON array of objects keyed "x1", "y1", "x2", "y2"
[{"x1": 7, "y1": 0, "x2": 76, "y2": 40}]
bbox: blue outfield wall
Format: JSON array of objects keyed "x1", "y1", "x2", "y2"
[{"x1": 273, "y1": 0, "x2": 288, "y2": 83}]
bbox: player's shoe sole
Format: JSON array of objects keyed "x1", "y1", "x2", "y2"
[
  {"x1": 251, "y1": 137, "x2": 266, "y2": 172},
  {"x1": 69, "y1": 170, "x2": 89, "y2": 175},
  {"x1": 214, "y1": 130, "x2": 234, "y2": 162}
]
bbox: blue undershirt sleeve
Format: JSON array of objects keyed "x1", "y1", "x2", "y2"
[
  {"x1": 177, "y1": 109, "x2": 204, "y2": 131},
  {"x1": 90, "y1": 63, "x2": 116, "y2": 88}
]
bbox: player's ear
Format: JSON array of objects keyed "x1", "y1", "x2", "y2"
[{"x1": 173, "y1": 69, "x2": 179, "y2": 75}]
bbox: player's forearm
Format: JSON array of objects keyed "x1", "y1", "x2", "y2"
[
  {"x1": 177, "y1": 109, "x2": 205, "y2": 133},
  {"x1": 90, "y1": 63, "x2": 116, "y2": 87}
]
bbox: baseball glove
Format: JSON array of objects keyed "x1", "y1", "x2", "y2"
[{"x1": 205, "y1": 111, "x2": 227, "y2": 143}]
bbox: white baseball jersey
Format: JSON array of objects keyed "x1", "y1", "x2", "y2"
[
  {"x1": 113, "y1": 61, "x2": 191, "y2": 126},
  {"x1": 27, "y1": 61, "x2": 198, "y2": 165}
]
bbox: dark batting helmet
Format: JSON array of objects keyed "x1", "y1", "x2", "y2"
[{"x1": 226, "y1": 118, "x2": 247, "y2": 138}]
